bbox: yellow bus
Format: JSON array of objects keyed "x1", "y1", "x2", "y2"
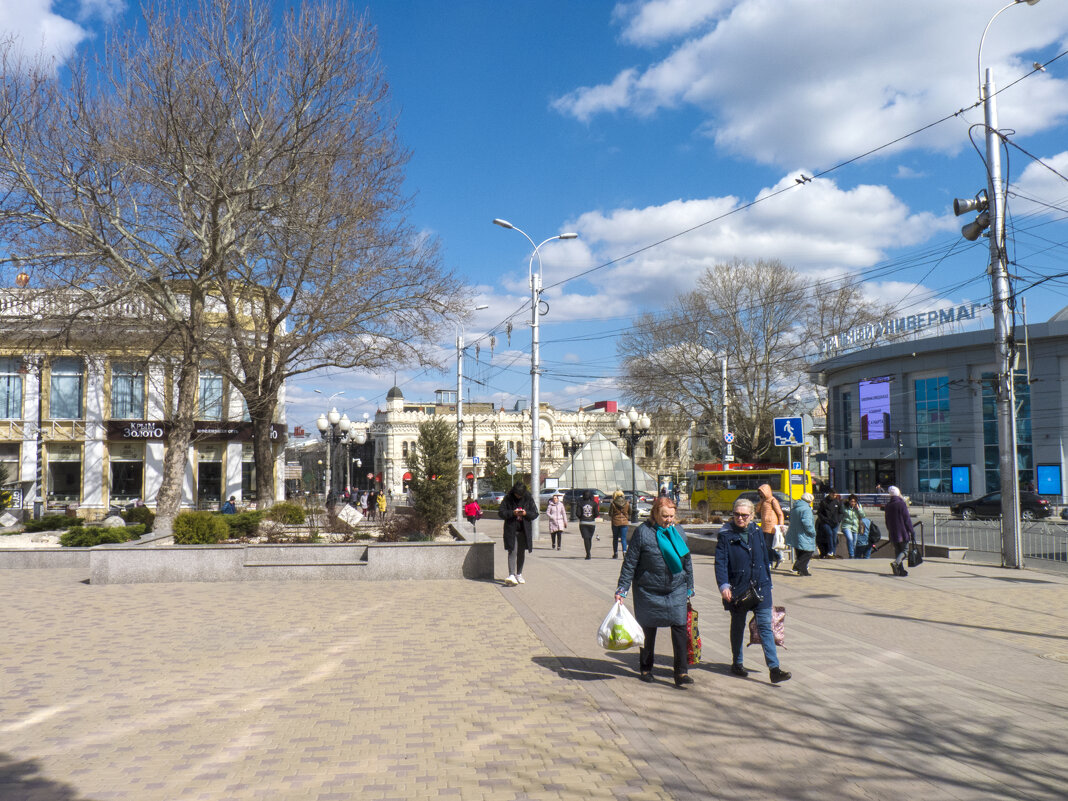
[{"x1": 689, "y1": 468, "x2": 812, "y2": 516}]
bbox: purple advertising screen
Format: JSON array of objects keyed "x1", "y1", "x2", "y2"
[{"x1": 859, "y1": 378, "x2": 891, "y2": 440}]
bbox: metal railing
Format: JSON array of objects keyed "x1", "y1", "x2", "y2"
[{"x1": 931, "y1": 513, "x2": 1068, "y2": 565}]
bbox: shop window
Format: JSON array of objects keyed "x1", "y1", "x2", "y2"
[
  {"x1": 242, "y1": 443, "x2": 257, "y2": 500},
  {"x1": 198, "y1": 370, "x2": 223, "y2": 420},
  {"x1": 49, "y1": 357, "x2": 84, "y2": 419},
  {"x1": 47, "y1": 443, "x2": 82, "y2": 503},
  {"x1": 110, "y1": 443, "x2": 144, "y2": 502},
  {"x1": 0, "y1": 443, "x2": 19, "y2": 486},
  {"x1": 0, "y1": 358, "x2": 23, "y2": 419},
  {"x1": 110, "y1": 363, "x2": 145, "y2": 419}
]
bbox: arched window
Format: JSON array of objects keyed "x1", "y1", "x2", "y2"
[{"x1": 402, "y1": 441, "x2": 409, "y2": 458}]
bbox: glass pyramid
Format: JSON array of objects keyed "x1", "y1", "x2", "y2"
[{"x1": 550, "y1": 431, "x2": 656, "y2": 494}]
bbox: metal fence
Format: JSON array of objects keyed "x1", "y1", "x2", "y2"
[{"x1": 931, "y1": 513, "x2": 1068, "y2": 565}]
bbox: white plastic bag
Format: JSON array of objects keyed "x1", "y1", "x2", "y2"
[
  {"x1": 598, "y1": 600, "x2": 645, "y2": 651},
  {"x1": 772, "y1": 524, "x2": 787, "y2": 551}
]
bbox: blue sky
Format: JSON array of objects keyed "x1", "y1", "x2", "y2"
[{"x1": 5, "y1": 0, "x2": 1068, "y2": 439}]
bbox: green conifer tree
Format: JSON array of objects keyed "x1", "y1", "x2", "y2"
[{"x1": 406, "y1": 418, "x2": 459, "y2": 537}]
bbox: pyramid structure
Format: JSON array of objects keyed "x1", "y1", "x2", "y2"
[{"x1": 550, "y1": 431, "x2": 656, "y2": 493}]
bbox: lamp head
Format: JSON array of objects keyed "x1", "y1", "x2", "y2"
[
  {"x1": 354, "y1": 430, "x2": 367, "y2": 445},
  {"x1": 316, "y1": 413, "x2": 328, "y2": 432},
  {"x1": 492, "y1": 218, "x2": 514, "y2": 230},
  {"x1": 639, "y1": 414, "x2": 651, "y2": 430},
  {"x1": 627, "y1": 407, "x2": 639, "y2": 424},
  {"x1": 558, "y1": 232, "x2": 578, "y2": 240},
  {"x1": 617, "y1": 414, "x2": 629, "y2": 432},
  {"x1": 338, "y1": 414, "x2": 351, "y2": 432},
  {"x1": 327, "y1": 407, "x2": 341, "y2": 426}
]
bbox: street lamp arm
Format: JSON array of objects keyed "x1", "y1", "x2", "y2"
[{"x1": 978, "y1": 1, "x2": 1041, "y2": 98}]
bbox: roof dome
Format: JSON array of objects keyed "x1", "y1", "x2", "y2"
[{"x1": 386, "y1": 385, "x2": 404, "y2": 401}]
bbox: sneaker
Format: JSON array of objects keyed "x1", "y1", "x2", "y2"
[
  {"x1": 639, "y1": 671, "x2": 654, "y2": 683},
  {"x1": 899, "y1": 566, "x2": 909, "y2": 577},
  {"x1": 770, "y1": 667, "x2": 792, "y2": 683},
  {"x1": 890, "y1": 561, "x2": 901, "y2": 576},
  {"x1": 674, "y1": 674, "x2": 694, "y2": 687},
  {"x1": 504, "y1": 574, "x2": 518, "y2": 586},
  {"x1": 516, "y1": 574, "x2": 525, "y2": 584},
  {"x1": 730, "y1": 664, "x2": 749, "y2": 677}
]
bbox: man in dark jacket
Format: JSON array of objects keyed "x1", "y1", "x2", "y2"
[
  {"x1": 499, "y1": 482, "x2": 539, "y2": 586},
  {"x1": 884, "y1": 486, "x2": 915, "y2": 576},
  {"x1": 716, "y1": 498, "x2": 791, "y2": 683},
  {"x1": 816, "y1": 490, "x2": 844, "y2": 558}
]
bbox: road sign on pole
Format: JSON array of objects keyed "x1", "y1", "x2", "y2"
[{"x1": 773, "y1": 416, "x2": 803, "y2": 447}]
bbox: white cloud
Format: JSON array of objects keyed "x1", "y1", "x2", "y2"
[
  {"x1": 613, "y1": 0, "x2": 729, "y2": 46},
  {"x1": 1, "y1": 0, "x2": 88, "y2": 66},
  {"x1": 78, "y1": 0, "x2": 125, "y2": 23},
  {"x1": 554, "y1": 0, "x2": 1068, "y2": 167},
  {"x1": 1011, "y1": 151, "x2": 1068, "y2": 219}
]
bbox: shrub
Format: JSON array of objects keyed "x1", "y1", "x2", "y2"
[
  {"x1": 172, "y1": 511, "x2": 229, "y2": 544},
  {"x1": 24, "y1": 515, "x2": 84, "y2": 532},
  {"x1": 224, "y1": 510, "x2": 263, "y2": 538},
  {"x1": 122, "y1": 505, "x2": 155, "y2": 532},
  {"x1": 60, "y1": 525, "x2": 143, "y2": 547},
  {"x1": 265, "y1": 502, "x2": 305, "y2": 525}
]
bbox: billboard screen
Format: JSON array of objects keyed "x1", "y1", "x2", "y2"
[{"x1": 859, "y1": 377, "x2": 891, "y2": 440}]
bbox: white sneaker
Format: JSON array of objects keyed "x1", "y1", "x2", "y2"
[
  {"x1": 504, "y1": 574, "x2": 518, "y2": 586},
  {"x1": 516, "y1": 574, "x2": 525, "y2": 584}
]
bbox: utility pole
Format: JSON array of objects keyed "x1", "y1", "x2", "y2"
[{"x1": 722, "y1": 356, "x2": 732, "y2": 465}]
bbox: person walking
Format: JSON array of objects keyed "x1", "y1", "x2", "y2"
[
  {"x1": 499, "y1": 482, "x2": 539, "y2": 586},
  {"x1": 546, "y1": 492, "x2": 568, "y2": 550},
  {"x1": 376, "y1": 491, "x2": 387, "y2": 518},
  {"x1": 854, "y1": 517, "x2": 874, "y2": 559},
  {"x1": 609, "y1": 490, "x2": 631, "y2": 559},
  {"x1": 575, "y1": 489, "x2": 599, "y2": 560},
  {"x1": 221, "y1": 496, "x2": 237, "y2": 514},
  {"x1": 816, "y1": 490, "x2": 844, "y2": 558},
  {"x1": 716, "y1": 498, "x2": 792, "y2": 683},
  {"x1": 463, "y1": 495, "x2": 482, "y2": 532},
  {"x1": 841, "y1": 494, "x2": 867, "y2": 559},
  {"x1": 366, "y1": 490, "x2": 378, "y2": 522},
  {"x1": 755, "y1": 483, "x2": 784, "y2": 569},
  {"x1": 884, "y1": 485, "x2": 916, "y2": 576},
  {"x1": 614, "y1": 496, "x2": 695, "y2": 687},
  {"x1": 785, "y1": 492, "x2": 817, "y2": 576}
]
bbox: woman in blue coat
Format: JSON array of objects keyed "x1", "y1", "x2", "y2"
[
  {"x1": 785, "y1": 492, "x2": 817, "y2": 577},
  {"x1": 716, "y1": 498, "x2": 791, "y2": 683},
  {"x1": 615, "y1": 497, "x2": 695, "y2": 687}
]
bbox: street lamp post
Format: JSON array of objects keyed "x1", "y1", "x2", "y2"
[
  {"x1": 951, "y1": 0, "x2": 1041, "y2": 568},
  {"x1": 493, "y1": 218, "x2": 578, "y2": 541},
  {"x1": 558, "y1": 428, "x2": 587, "y2": 519},
  {"x1": 456, "y1": 304, "x2": 489, "y2": 527},
  {"x1": 703, "y1": 330, "x2": 731, "y2": 466},
  {"x1": 617, "y1": 408, "x2": 651, "y2": 523},
  {"x1": 315, "y1": 408, "x2": 350, "y2": 501}
]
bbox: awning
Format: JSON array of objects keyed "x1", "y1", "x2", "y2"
[
  {"x1": 466, "y1": 472, "x2": 474, "y2": 479},
  {"x1": 403, "y1": 471, "x2": 412, "y2": 481}
]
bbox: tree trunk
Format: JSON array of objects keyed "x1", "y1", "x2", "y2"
[
  {"x1": 250, "y1": 400, "x2": 279, "y2": 509},
  {"x1": 153, "y1": 357, "x2": 199, "y2": 536}
]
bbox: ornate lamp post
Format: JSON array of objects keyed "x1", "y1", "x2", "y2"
[
  {"x1": 617, "y1": 407, "x2": 651, "y2": 523},
  {"x1": 315, "y1": 407, "x2": 350, "y2": 500},
  {"x1": 559, "y1": 428, "x2": 587, "y2": 521}
]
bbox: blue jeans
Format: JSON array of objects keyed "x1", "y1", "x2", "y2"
[
  {"x1": 842, "y1": 529, "x2": 857, "y2": 558},
  {"x1": 612, "y1": 525, "x2": 629, "y2": 556},
  {"x1": 818, "y1": 522, "x2": 837, "y2": 556},
  {"x1": 730, "y1": 604, "x2": 779, "y2": 669}
]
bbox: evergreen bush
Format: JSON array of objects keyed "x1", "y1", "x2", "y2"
[
  {"x1": 172, "y1": 511, "x2": 229, "y2": 544},
  {"x1": 24, "y1": 515, "x2": 84, "y2": 532},
  {"x1": 122, "y1": 505, "x2": 155, "y2": 532},
  {"x1": 265, "y1": 502, "x2": 305, "y2": 525},
  {"x1": 60, "y1": 525, "x2": 144, "y2": 547},
  {"x1": 225, "y1": 510, "x2": 263, "y2": 537}
]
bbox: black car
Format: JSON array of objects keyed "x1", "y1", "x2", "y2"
[
  {"x1": 950, "y1": 491, "x2": 1052, "y2": 521},
  {"x1": 737, "y1": 490, "x2": 792, "y2": 522}
]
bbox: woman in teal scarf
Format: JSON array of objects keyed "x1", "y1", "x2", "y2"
[{"x1": 615, "y1": 496, "x2": 695, "y2": 687}]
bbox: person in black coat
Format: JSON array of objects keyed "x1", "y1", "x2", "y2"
[
  {"x1": 615, "y1": 497, "x2": 695, "y2": 687},
  {"x1": 715, "y1": 498, "x2": 792, "y2": 683},
  {"x1": 816, "y1": 490, "x2": 844, "y2": 558},
  {"x1": 498, "y1": 482, "x2": 539, "y2": 586},
  {"x1": 575, "y1": 490, "x2": 599, "y2": 560}
]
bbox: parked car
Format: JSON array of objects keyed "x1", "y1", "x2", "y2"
[
  {"x1": 1062, "y1": 506, "x2": 1068, "y2": 521},
  {"x1": 950, "y1": 491, "x2": 1052, "y2": 521},
  {"x1": 477, "y1": 491, "x2": 506, "y2": 505},
  {"x1": 736, "y1": 490, "x2": 793, "y2": 523}
]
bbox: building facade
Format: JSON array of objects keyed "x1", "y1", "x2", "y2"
[
  {"x1": 369, "y1": 387, "x2": 694, "y2": 498},
  {"x1": 810, "y1": 308, "x2": 1068, "y2": 502},
  {"x1": 0, "y1": 292, "x2": 287, "y2": 519}
]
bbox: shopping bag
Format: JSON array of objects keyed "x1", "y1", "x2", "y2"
[
  {"x1": 686, "y1": 602, "x2": 701, "y2": 665},
  {"x1": 771, "y1": 524, "x2": 787, "y2": 551},
  {"x1": 597, "y1": 600, "x2": 645, "y2": 651},
  {"x1": 748, "y1": 605, "x2": 786, "y2": 647}
]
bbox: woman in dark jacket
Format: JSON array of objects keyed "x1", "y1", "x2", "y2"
[
  {"x1": 498, "y1": 482, "x2": 539, "y2": 586},
  {"x1": 716, "y1": 498, "x2": 791, "y2": 683},
  {"x1": 883, "y1": 485, "x2": 915, "y2": 576},
  {"x1": 576, "y1": 490, "x2": 599, "y2": 560},
  {"x1": 816, "y1": 490, "x2": 843, "y2": 558},
  {"x1": 615, "y1": 497, "x2": 695, "y2": 687}
]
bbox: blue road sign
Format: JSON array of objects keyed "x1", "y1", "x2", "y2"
[
  {"x1": 792, "y1": 461, "x2": 802, "y2": 470},
  {"x1": 773, "y1": 416, "x2": 803, "y2": 447}
]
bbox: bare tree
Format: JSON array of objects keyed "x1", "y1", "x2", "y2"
[
  {"x1": 0, "y1": 0, "x2": 464, "y2": 528},
  {"x1": 618, "y1": 259, "x2": 890, "y2": 462}
]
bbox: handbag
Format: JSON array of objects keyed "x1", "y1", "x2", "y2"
[
  {"x1": 907, "y1": 543, "x2": 924, "y2": 567},
  {"x1": 748, "y1": 605, "x2": 786, "y2": 647},
  {"x1": 771, "y1": 524, "x2": 786, "y2": 551},
  {"x1": 727, "y1": 580, "x2": 764, "y2": 612},
  {"x1": 686, "y1": 602, "x2": 701, "y2": 665}
]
